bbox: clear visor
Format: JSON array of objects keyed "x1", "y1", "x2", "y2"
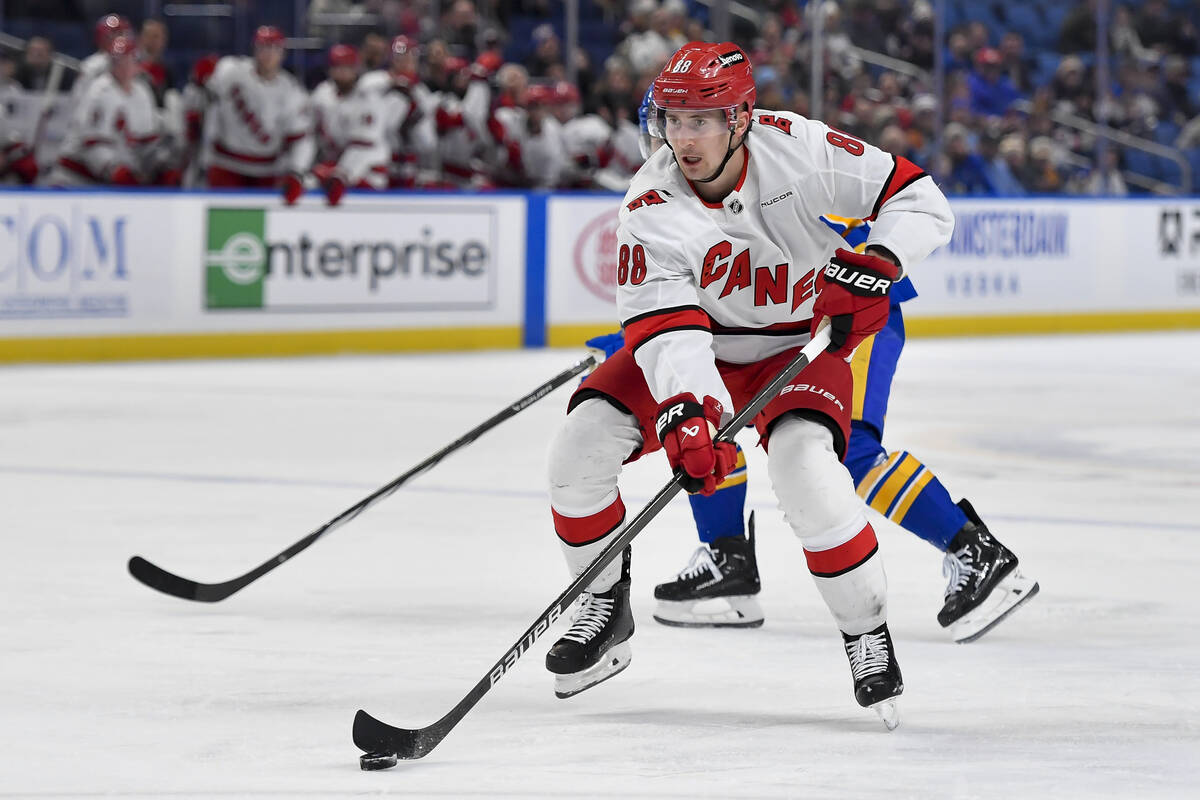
[{"x1": 648, "y1": 105, "x2": 737, "y2": 146}]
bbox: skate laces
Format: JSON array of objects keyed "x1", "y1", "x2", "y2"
[
  {"x1": 562, "y1": 593, "x2": 614, "y2": 644},
  {"x1": 677, "y1": 546, "x2": 724, "y2": 583},
  {"x1": 845, "y1": 631, "x2": 890, "y2": 681},
  {"x1": 942, "y1": 547, "x2": 979, "y2": 598}
]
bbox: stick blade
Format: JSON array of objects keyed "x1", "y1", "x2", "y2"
[
  {"x1": 353, "y1": 709, "x2": 436, "y2": 761},
  {"x1": 127, "y1": 555, "x2": 218, "y2": 602}
]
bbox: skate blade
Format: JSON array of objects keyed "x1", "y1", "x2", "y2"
[
  {"x1": 553, "y1": 642, "x2": 631, "y2": 699},
  {"x1": 950, "y1": 572, "x2": 1040, "y2": 644},
  {"x1": 652, "y1": 596, "x2": 764, "y2": 628},
  {"x1": 871, "y1": 698, "x2": 900, "y2": 731}
]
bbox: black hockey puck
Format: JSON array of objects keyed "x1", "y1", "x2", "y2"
[{"x1": 359, "y1": 751, "x2": 398, "y2": 771}]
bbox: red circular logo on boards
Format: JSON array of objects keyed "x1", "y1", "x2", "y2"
[{"x1": 573, "y1": 208, "x2": 620, "y2": 304}]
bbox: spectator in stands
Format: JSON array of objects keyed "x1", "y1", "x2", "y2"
[
  {"x1": 1051, "y1": 55, "x2": 1088, "y2": 112},
  {"x1": 986, "y1": 133, "x2": 1029, "y2": 195},
  {"x1": 617, "y1": 0, "x2": 673, "y2": 76},
  {"x1": 1110, "y1": 5, "x2": 1157, "y2": 65},
  {"x1": 942, "y1": 121, "x2": 995, "y2": 195},
  {"x1": 441, "y1": 0, "x2": 482, "y2": 59},
  {"x1": 944, "y1": 28, "x2": 973, "y2": 73},
  {"x1": 1080, "y1": 146, "x2": 1128, "y2": 196},
  {"x1": 525, "y1": 24, "x2": 565, "y2": 78},
  {"x1": 1059, "y1": 0, "x2": 1098, "y2": 53},
  {"x1": 998, "y1": 32, "x2": 1035, "y2": 94},
  {"x1": 969, "y1": 47, "x2": 1022, "y2": 118},
  {"x1": 1026, "y1": 136, "x2": 1064, "y2": 193},
  {"x1": 1159, "y1": 55, "x2": 1197, "y2": 127},
  {"x1": 494, "y1": 63, "x2": 528, "y2": 108},
  {"x1": 361, "y1": 33, "x2": 388, "y2": 71},
  {"x1": 876, "y1": 123, "x2": 912, "y2": 161},
  {"x1": 138, "y1": 19, "x2": 175, "y2": 107},
  {"x1": 906, "y1": 93, "x2": 939, "y2": 165},
  {"x1": 1134, "y1": 0, "x2": 1196, "y2": 56},
  {"x1": 14, "y1": 37, "x2": 57, "y2": 92}
]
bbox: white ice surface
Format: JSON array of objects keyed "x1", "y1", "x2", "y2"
[{"x1": 3, "y1": 332, "x2": 1199, "y2": 799}]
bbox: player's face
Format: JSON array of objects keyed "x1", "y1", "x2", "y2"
[
  {"x1": 255, "y1": 44, "x2": 283, "y2": 73},
  {"x1": 663, "y1": 109, "x2": 730, "y2": 180},
  {"x1": 111, "y1": 53, "x2": 137, "y2": 84},
  {"x1": 330, "y1": 64, "x2": 356, "y2": 88}
]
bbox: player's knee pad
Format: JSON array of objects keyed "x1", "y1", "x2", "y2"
[
  {"x1": 548, "y1": 397, "x2": 643, "y2": 516},
  {"x1": 767, "y1": 415, "x2": 866, "y2": 544}
]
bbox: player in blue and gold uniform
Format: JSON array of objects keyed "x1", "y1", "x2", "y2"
[{"x1": 586, "y1": 92, "x2": 1039, "y2": 643}]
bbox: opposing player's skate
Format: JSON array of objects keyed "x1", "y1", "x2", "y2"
[
  {"x1": 842, "y1": 623, "x2": 903, "y2": 730},
  {"x1": 545, "y1": 550, "x2": 634, "y2": 698},
  {"x1": 938, "y1": 499, "x2": 1040, "y2": 643},
  {"x1": 653, "y1": 512, "x2": 764, "y2": 628}
]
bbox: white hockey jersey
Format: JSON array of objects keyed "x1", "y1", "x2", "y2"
[
  {"x1": 54, "y1": 72, "x2": 159, "y2": 182},
  {"x1": 68, "y1": 52, "x2": 110, "y2": 107},
  {"x1": 203, "y1": 56, "x2": 312, "y2": 177},
  {"x1": 310, "y1": 78, "x2": 355, "y2": 163},
  {"x1": 493, "y1": 106, "x2": 568, "y2": 188},
  {"x1": 617, "y1": 109, "x2": 953, "y2": 414}
]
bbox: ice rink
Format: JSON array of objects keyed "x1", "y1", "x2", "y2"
[{"x1": 4, "y1": 332, "x2": 1199, "y2": 799}]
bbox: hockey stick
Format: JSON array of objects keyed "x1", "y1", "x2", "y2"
[
  {"x1": 353, "y1": 326, "x2": 832, "y2": 764},
  {"x1": 127, "y1": 355, "x2": 597, "y2": 603}
]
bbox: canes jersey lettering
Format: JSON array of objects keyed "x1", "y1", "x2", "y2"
[{"x1": 617, "y1": 109, "x2": 953, "y2": 413}]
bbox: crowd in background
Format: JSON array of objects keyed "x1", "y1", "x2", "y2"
[{"x1": 1, "y1": 0, "x2": 1199, "y2": 197}]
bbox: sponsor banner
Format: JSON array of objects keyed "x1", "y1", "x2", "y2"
[
  {"x1": 910, "y1": 199, "x2": 1200, "y2": 316},
  {"x1": 544, "y1": 196, "x2": 1200, "y2": 332},
  {"x1": 545, "y1": 195, "x2": 623, "y2": 328},
  {"x1": 0, "y1": 194, "x2": 172, "y2": 327},
  {"x1": 204, "y1": 201, "x2": 502, "y2": 313}
]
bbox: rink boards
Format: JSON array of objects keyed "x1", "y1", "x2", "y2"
[{"x1": 1, "y1": 189, "x2": 1198, "y2": 361}]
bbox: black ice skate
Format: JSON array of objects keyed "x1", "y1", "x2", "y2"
[
  {"x1": 842, "y1": 623, "x2": 903, "y2": 731},
  {"x1": 652, "y1": 512, "x2": 764, "y2": 628},
  {"x1": 545, "y1": 550, "x2": 634, "y2": 699},
  {"x1": 938, "y1": 499, "x2": 1040, "y2": 643}
]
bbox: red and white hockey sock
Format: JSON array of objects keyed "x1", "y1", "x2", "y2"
[
  {"x1": 805, "y1": 521, "x2": 888, "y2": 635},
  {"x1": 552, "y1": 495, "x2": 627, "y2": 593}
]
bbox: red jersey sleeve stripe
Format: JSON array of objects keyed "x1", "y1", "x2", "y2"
[
  {"x1": 867, "y1": 155, "x2": 928, "y2": 221},
  {"x1": 622, "y1": 305, "x2": 710, "y2": 352}
]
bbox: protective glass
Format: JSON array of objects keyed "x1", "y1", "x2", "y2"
[{"x1": 649, "y1": 106, "x2": 737, "y2": 148}]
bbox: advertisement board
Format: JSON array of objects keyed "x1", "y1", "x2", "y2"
[
  {"x1": 543, "y1": 195, "x2": 1200, "y2": 340},
  {"x1": 0, "y1": 194, "x2": 174, "y2": 331}
]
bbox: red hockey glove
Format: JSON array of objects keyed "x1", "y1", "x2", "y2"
[
  {"x1": 812, "y1": 248, "x2": 901, "y2": 357},
  {"x1": 280, "y1": 172, "x2": 304, "y2": 206},
  {"x1": 109, "y1": 164, "x2": 140, "y2": 185},
  {"x1": 655, "y1": 393, "x2": 738, "y2": 496}
]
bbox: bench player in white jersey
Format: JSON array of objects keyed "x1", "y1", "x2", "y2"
[
  {"x1": 202, "y1": 26, "x2": 313, "y2": 203},
  {"x1": 69, "y1": 14, "x2": 134, "y2": 110},
  {"x1": 542, "y1": 42, "x2": 953, "y2": 728},
  {"x1": 46, "y1": 35, "x2": 160, "y2": 186},
  {"x1": 310, "y1": 44, "x2": 360, "y2": 175}
]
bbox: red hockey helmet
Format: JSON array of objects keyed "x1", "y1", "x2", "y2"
[
  {"x1": 525, "y1": 84, "x2": 555, "y2": 106},
  {"x1": 94, "y1": 14, "x2": 132, "y2": 49},
  {"x1": 328, "y1": 43, "x2": 359, "y2": 67},
  {"x1": 254, "y1": 26, "x2": 286, "y2": 48},
  {"x1": 390, "y1": 35, "x2": 417, "y2": 57},
  {"x1": 649, "y1": 41, "x2": 755, "y2": 136},
  {"x1": 190, "y1": 53, "x2": 220, "y2": 86},
  {"x1": 107, "y1": 34, "x2": 136, "y2": 58},
  {"x1": 552, "y1": 81, "x2": 580, "y2": 105}
]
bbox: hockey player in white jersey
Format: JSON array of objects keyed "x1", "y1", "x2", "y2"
[
  {"x1": 543, "y1": 42, "x2": 953, "y2": 728},
  {"x1": 490, "y1": 83, "x2": 569, "y2": 188},
  {"x1": 46, "y1": 35, "x2": 160, "y2": 186},
  {"x1": 310, "y1": 44, "x2": 360, "y2": 172},
  {"x1": 202, "y1": 26, "x2": 313, "y2": 203},
  {"x1": 69, "y1": 14, "x2": 134, "y2": 109}
]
